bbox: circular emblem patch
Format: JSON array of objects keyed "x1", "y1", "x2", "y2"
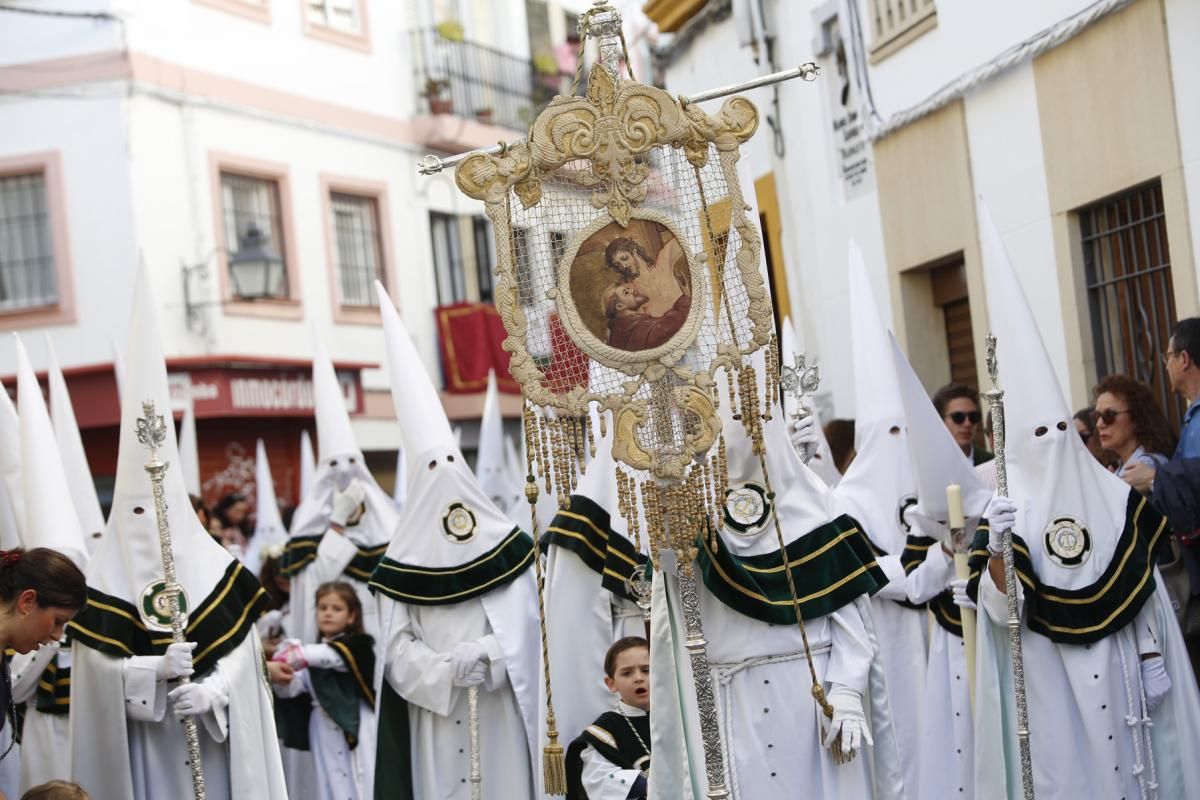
[
  {"x1": 1043, "y1": 515, "x2": 1091, "y2": 568},
  {"x1": 139, "y1": 580, "x2": 189, "y2": 632},
  {"x1": 723, "y1": 483, "x2": 773, "y2": 537},
  {"x1": 897, "y1": 495, "x2": 918, "y2": 534},
  {"x1": 442, "y1": 502, "x2": 478, "y2": 544}
]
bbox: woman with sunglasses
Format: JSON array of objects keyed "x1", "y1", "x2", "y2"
[{"x1": 1093, "y1": 374, "x2": 1177, "y2": 484}]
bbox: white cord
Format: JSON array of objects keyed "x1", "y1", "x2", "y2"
[
  {"x1": 1135, "y1": 649, "x2": 1159, "y2": 798},
  {"x1": 1117, "y1": 633, "x2": 1148, "y2": 800}
]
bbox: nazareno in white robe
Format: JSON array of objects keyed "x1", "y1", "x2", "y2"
[
  {"x1": 376, "y1": 574, "x2": 540, "y2": 800},
  {"x1": 11, "y1": 641, "x2": 69, "y2": 792},
  {"x1": 69, "y1": 632, "x2": 287, "y2": 799},
  {"x1": 905, "y1": 545, "x2": 974, "y2": 799}
]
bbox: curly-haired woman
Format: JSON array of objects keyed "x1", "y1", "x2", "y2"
[{"x1": 1093, "y1": 374, "x2": 1177, "y2": 484}]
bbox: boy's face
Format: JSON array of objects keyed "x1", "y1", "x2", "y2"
[{"x1": 604, "y1": 646, "x2": 650, "y2": 711}]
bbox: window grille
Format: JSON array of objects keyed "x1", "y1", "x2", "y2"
[
  {"x1": 1081, "y1": 180, "x2": 1180, "y2": 426},
  {"x1": 220, "y1": 172, "x2": 289, "y2": 298},
  {"x1": 331, "y1": 192, "x2": 383, "y2": 307},
  {"x1": 431, "y1": 211, "x2": 467, "y2": 305},
  {"x1": 307, "y1": 0, "x2": 359, "y2": 32},
  {"x1": 0, "y1": 171, "x2": 58, "y2": 311}
]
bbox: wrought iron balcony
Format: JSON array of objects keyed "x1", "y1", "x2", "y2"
[{"x1": 410, "y1": 27, "x2": 572, "y2": 133}]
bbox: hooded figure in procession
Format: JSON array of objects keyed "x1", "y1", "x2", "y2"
[
  {"x1": 968, "y1": 205, "x2": 1200, "y2": 799},
  {"x1": 67, "y1": 268, "x2": 287, "y2": 799},
  {"x1": 891, "y1": 333, "x2": 991, "y2": 799},
  {"x1": 476, "y1": 369, "x2": 524, "y2": 519},
  {"x1": 650, "y1": 349, "x2": 906, "y2": 800},
  {"x1": 7, "y1": 336, "x2": 90, "y2": 792},
  {"x1": 781, "y1": 316, "x2": 841, "y2": 488},
  {"x1": 826, "y1": 242, "x2": 929, "y2": 795},
  {"x1": 0, "y1": 375, "x2": 23, "y2": 797},
  {"x1": 369, "y1": 282, "x2": 540, "y2": 800},
  {"x1": 243, "y1": 439, "x2": 290, "y2": 579},
  {"x1": 46, "y1": 336, "x2": 106, "y2": 553},
  {"x1": 282, "y1": 337, "x2": 397, "y2": 643},
  {"x1": 543, "y1": 398, "x2": 650, "y2": 787}
]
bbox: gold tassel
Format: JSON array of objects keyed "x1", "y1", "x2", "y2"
[{"x1": 543, "y1": 730, "x2": 568, "y2": 795}]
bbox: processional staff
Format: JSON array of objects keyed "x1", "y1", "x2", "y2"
[
  {"x1": 982, "y1": 335, "x2": 1035, "y2": 800},
  {"x1": 137, "y1": 400, "x2": 206, "y2": 800}
]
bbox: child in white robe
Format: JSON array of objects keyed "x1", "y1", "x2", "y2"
[
  {"x1": 566, "y1": 636, "x2": 652, "y2": 800},
  {"x1": 274, "y1": 581, "x2": 377, "y2": 800}
]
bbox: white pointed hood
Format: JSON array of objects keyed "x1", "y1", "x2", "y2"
[
  {"x1": 243, "y1": 439, "x2": 288, "y2": 576},
  {"x1": 979, "y1": 203, "x2": 1127, "y2": 589},
  {"x1": 834, "y1": 241, "x2": 917, "y2": 554},
  {"x1": 299, "y1": 429, "x2": 316, "y2": 500},
  {"x1": 717, "y1": 348, "x2": 840, "y2": 557},
  {"x1": 15, "y1": 335, "x2": 88, "y2": 568},
  {"x1": 46, "y1": 336, "x2": 106, "y2": 548},
  {"x1": 88, "y1": 266, "x2": 233, "y2": 606},
  {"x1": 379, "y1": 280, "x2": 519, "y2": 566},
  {"x1": 0, "y1": 378, "x2": 24, "y2": 547},
  {"x1": 289, "y1": 339, "x2": 395, "y2": 548},
  {"x1": 312, "y1": 334, "x2": 361, "y2": 465},
  {"x1": 780, "y1": 315, "x2": 840, "y2": 487},
  {"x1": 890, "y1": 333, "x2": 990, "y2": 536},
  {"x1": 178, "y1": 397, "x2": 201, "y2": 497},
  {"x1": 476, "y1": 370, "x2": 517, "y2": 513},
  {"x1": 392, "y1": 445, "x2": 407, "y2": 507}
]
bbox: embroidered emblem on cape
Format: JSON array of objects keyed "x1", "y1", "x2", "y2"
[
  {"x1": 723, "y1": 482, "x2": 773, "y2": 537},
  {"x1": 897, "y1": 495, "x2": 918, "y2": 534},
  {"x1": 442, "y1": 502, "x2": 478, "y2": 544},
  {"x1": 139, "y1": 580, "x2": 189, "y2": 631},
  {"x1": 1043, "y1": 515, "x2": 1091, "y2": 567}
]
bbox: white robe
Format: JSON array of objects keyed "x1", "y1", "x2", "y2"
[
  {"x1": 292, "y1": 529, "x2": 380, "y2": 644},
  {"x1": 259, "y1": 603, "x2": 320, "y2": 800},
  {"x1": 69, "y1": 633, "x2": 287, "y2": 799},
  {"x1": 378, "y1": 573, "x2": 539, "y2": 800},
  {"x1": 11, "y1": 641, "x2": 69, "y2": 792},
  {"x1": 649, "y1": 555, "x2": 905, "y2": 800},
  {"x1": 974, "y1": 569, "x2": 1200, "y2": 799},
  {"x1": 905, "y1": 546, "x2": 974, "y2": 799},
  {"x1": 274, "y1": 643, "x2": 377, "y2": 800}
]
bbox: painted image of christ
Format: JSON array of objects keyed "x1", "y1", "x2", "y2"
[{"x1": 601, "y1": 235, "x2": 691, "y2": 351}]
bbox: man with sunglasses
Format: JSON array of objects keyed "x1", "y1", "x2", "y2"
[{"x1": 932, "y1": 382, "x2": 993, "y2": 465}]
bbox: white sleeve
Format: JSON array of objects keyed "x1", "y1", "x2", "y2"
[
  {"x1": 479, "y1": 634, "x2": 506, "y2": 691},
  {"x1": 383, "y1": 603, "x2": 458, "y2": 716},
  {"x1": 9, "y1": 641, "x2": 60, "y2": 703},
  {"x1": 122, "y1": 656, "x2": 169, "y2": 722},
  {"x1": 905, "y1": 546, "x2": 955, "y2": 605},
  {"x1": 312, "y1": 531, "x2": 360, "y2": 583},
  {"x1": 580, "y1": 744, "x2": 644, "y2": 800},
  {"x1": 194, "y1": 663, "x2": 232, "y2": 743},
  {"x1": 825, "y1": 602, "x2": 873, "y2": 696},
  {"x1": 1134, "y1": 595, "x2": 1162, "y2": 655},
  {"x1": 299, "y1": 643, "x2": 348, "y2": 671},
  {"x1": 872, "y1": 554, "x2": 909, "y2": 601},
  {"x1": 978, "y1": 567, "x2": 1024, "y2": 626}
]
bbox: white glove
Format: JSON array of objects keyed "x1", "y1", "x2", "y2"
[
  {"x1": 1140, "y1": 655, "x2": 1171, "y2": 712},
  {"x1": 983, "y1": 494, "x2": 1017, "y2": 552},
  {"x1": 330, "y1": 479, "x2": 366, "y2": 527},
  {"x1": 822, "y1": 684, "x2": 872, "y2": 760},
  {"x1": 454, "y1": 661, "x2": 488, "y2": 688},
  {"x1": 950, "y1": 579, "x2": 976, "y2": 610},
  {"x1": 788, "y1": 415, "x2": 818, "y2": 461},
  {"x1": 451, "y1": 641, "x2": 489, "y2": 685},
  {"x1": 156, "y1": 642, "x2": 196, "y2": 681},
  {"x1": 168, "y1": 681, "x2": 219, "y2": 717}
]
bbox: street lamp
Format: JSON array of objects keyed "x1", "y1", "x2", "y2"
[
  {"x1": 183, "y1": 222, "x2": 286, "y2": 333},
  {"x1": 229, "y1": 223, "x2": 284, "y2": 300}
]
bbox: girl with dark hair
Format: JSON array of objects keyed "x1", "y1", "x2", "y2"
[
  {"x1": 1093, "y1": 374, "x2": 1178, "y2": 485},
  {"x1": 0, "y1": 547, "x2": 87, "y2": 756},
  {"x1": 272, "y1": 582, "x2": 376, "y2": 800}
]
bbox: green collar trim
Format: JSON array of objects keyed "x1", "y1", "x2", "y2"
[
  {"x1": 368, "y1": 529, "x2": 535, "y2": 606},
  {"x1": 696, "y1": 514, "x2": 885, "y2": 625},
  {"x1": 35, "y1": 659, "x2": 70, "y2": 715},
  {"x1": 966, "y1": 491, "x2": 1169, "y2": 644},
  {"x1": 280, "y1": 535, "x2": 388, "y2": 581},
  {"x1": 68, "y1": 561, "x2": 267, "y2": 676},
  {"x1": 542, "y1": 495, "x2": 648, "y2": 602},
  {"x1": 902, "y1": 535, "x2": 961, "y2": 636}
]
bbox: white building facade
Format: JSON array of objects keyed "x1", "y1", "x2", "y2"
[
  {"x1": 649, "y1": 0, "x2": 1200, "y2": 427},
  {"x1": 0, "y1": 0, "x2": 592, "y2": 506}
]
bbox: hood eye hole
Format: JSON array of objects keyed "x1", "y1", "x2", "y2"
[
  {"x1": 1056, "y1": 421, "x2": 1068, "y2": 431},
  {"x1": 447, "y1": 454, "x2": 456, "y2": 462},
  {"x1": 427, "y1": 460, "x2": 437, "y2": 471},
  {"x1": 348, "y1": 456, "x2": 357, "y2": 464},
  {"x1": 329, "y1": 459, "x2": 339, "y2": 467},
  {"x1": 133, "y1": 506, "x2": 145, "y2": 515},
  {"x1": 888, "y1": 425, "x2": 901, "y2": 435},
  {"x1": 1035, "y1": 426, "x2": 1048, "y2": 437}
]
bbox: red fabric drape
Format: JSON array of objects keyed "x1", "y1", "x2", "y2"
[{"x1": 435, "y1": 303, "x2": 518, "y2": 393}]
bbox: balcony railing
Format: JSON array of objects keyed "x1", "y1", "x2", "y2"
[{"x1": 411, "y1": 28, "x2": 572, "y2": 133}]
